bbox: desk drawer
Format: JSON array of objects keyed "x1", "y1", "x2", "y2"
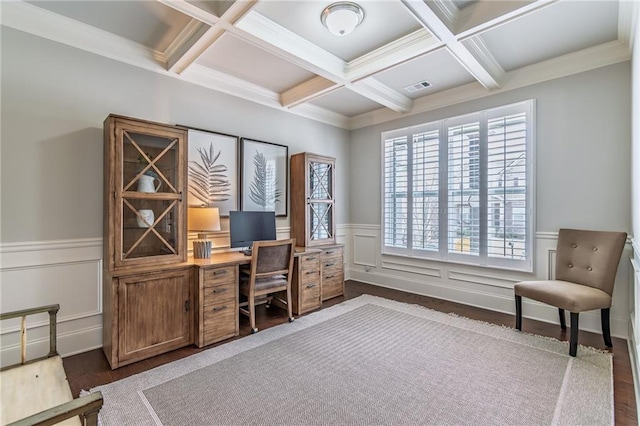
[
  {"x1": 203, "y1": 266, "x2": 235, "y2": 287},
  {"x1": 202, "y1": 302, "x2": 237, "y2": 346},
  {"x1": 203, "y1": 282, "x2": 235, "y2": 306},
  {"x1": 321, "y1": 246, "x2": 343, "y2": 301}
]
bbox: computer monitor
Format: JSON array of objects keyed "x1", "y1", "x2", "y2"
[{"x1": 229, "y1": 211, "x2": 277, "y2": 254}]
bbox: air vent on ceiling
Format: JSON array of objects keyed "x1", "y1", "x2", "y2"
[{"x1": 404, "y1": 80, "x2": 432, "y2": 93}]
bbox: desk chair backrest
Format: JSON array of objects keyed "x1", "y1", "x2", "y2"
[
  {"x1": 555, "y1": 228, "x2": 627, "y2": 296},
  {"x1": 249, "y1": 239, "x2": 295, "y2": 279}
]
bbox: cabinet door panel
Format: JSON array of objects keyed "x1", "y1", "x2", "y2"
[{"x1": 118, "y1": 269, "x2": 191, "y2": 363}]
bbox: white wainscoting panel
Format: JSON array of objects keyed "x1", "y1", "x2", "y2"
[
  {"x1": 353, "y1": 234, "x2": 377, "y2": 268},
  {"x1": 630, "y1": 240, "x2": 640, "y2": 412},
  {"x1": 0, "y1": 238, "x2": 103, "y2": 367},
  {"x1": 345, "y1": 225, "x2": 632, "y2": 339}
]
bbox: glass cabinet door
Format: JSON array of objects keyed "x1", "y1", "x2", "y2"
[
  {"x1": 307, "y1": 157, "x2": 335, "y2": 244},
  {"x1": 109, "y1": 118, "x2": 186, "y2": 269}
]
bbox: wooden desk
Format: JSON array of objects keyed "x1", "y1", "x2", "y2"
[{"x1": 192, "y1": 247, "x2": 326, "y2": 348}]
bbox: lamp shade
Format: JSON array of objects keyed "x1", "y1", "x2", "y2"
[
  {"x1": 188, "y1": 207, "x2": 221, "y2": 234},
  {"x1": 321, "y1": 2, "x2": 364, "y2": 36}
]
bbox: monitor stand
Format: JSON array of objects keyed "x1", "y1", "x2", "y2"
[{"x1": 241, "y1": 248, "x2": 252, "y2": 256}]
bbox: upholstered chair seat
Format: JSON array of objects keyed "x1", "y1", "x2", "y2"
[
  {"x1": 514, "y1": 228, "x2": 626, "y2": 357},
  {"x1": 240, "y1": 274, "x2": 288, "y2": 294},
  {"x1": 515, "y1": 280, "x2": 611, "y2": 312}
]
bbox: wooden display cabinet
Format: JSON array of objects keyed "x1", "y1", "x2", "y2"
[
  {"x1": 103, "y1": 115, "x2": 191, "y2": 369},
  {"x1": 290, "y1": 153, "x2": 336, "y2": 247},
  {"x1": 103, "y1": 114, "x2": 187, "y2": 272}
]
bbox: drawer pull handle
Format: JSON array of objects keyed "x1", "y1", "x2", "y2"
[
  {"x1": 325, "y1": 251, "x2": 334, "y2": 255},
  {"x1": 306, "y1": 284, "x2": 317, "y2": 289},
  {"x1": 305, "y1": 271, "x2": 317, "y2": 275},
  {"x1": 325, "y1": 263, "x2": 334, "y2": 267},
  {"x1": 325, "y1": 275, "x2": 334, "y2": 279},
  {"x1": 213, "y1": 270, "x2": 227, "y2": 276},
  {"x1": 212, "y1": 305, "x2": 228, "y2": 312},
  {"x1": 212, "y1": 288, "x2": 228, "y2": 294},
  {"x1": 306, "y1": 257, "x2": 316, "y2": 261}
]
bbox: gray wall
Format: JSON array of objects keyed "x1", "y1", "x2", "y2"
[
  {"x1": 350, "y1": 62, "x2": 631, "y2": 234},
  {"x1": 0, "y1": 27, "x2": 350, "y2": 243}
]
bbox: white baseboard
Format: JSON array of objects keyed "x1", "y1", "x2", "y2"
[{"x1": 347, "y1": 268, "x2": 629, "y2": 338}]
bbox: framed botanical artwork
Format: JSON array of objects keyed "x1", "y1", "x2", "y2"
[
  {"x1": 240, "y1": 138, "x2": 288, "y2": 217},
  {"x1": 186, "y1": 128, "x2": 239, "y2": 217}
]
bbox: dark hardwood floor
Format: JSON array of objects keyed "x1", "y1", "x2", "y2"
[{"x1": 64, "y1": 280, "x2": 637, "y2": 425}]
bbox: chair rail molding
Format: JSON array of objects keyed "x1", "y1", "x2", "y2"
[{"x1": 0, "y1": 238, "x2": 103, "y2": 367}]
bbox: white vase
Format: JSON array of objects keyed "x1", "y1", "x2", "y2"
[{"x1": 137, "y1": 209, "x2": 154, "y2": 228}]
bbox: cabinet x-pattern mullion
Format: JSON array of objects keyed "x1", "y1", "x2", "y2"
[
  {"x1": 310, "y1": 203, "x2": 333, "y2": 238},
  {"x1": 310, "y1": 165, "x2": 332, "y2": 200},
  {"x1": 122, "y1": 131, "x2": 179, "y2": 194},
  {"x1": 122, "y1": 199, "x2": 178, "y2": 258}
]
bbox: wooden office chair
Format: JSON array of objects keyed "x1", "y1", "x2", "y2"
[
  {"x1": 239, "y1": 239, "x2": 296, "y2": 334},
  {"x1": 514, "y1": 228, "x2": 627, "y2": 356}
]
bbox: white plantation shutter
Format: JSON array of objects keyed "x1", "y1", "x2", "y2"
[
  {"x1": 412, "y1": 129, "x2": 439, "y2": 252},
  {"x1": 487, "y1": 112, "x2": 528, "y2": 262},
  {"x1": 383, "y1": 136, "x2": 409, "y2": 250},
  {"x1": 447, "y1": 122, "x2": 480, "y2": 257},
  {"x1": 382, "y1": 100, "x2": 534, "y2": 271}
]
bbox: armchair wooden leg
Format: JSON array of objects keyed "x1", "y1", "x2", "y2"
[
  {"x1": 569, "y1": 312, "x2": 579, "y2": 357},
  {"x1": 515, "y1": 295, "x2": 522, "y2": 331},
  {"x1": 559, "y1": 308, "x2": 566, "y2": 330},
  {"x1": 601, "y1": 308, "x2": 612, "y2": 348}
]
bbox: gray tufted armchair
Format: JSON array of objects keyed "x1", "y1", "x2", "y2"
[{"x1": 514, "y1": 228, "x2": 627, "y2": 356}]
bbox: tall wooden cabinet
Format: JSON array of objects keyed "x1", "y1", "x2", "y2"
[
  {"x1": 290, "y1": 153, "x2": 344, "y2": 300},
  {"x1": 290, "y1": 153, "x2": 336, "y2": 247},
  {"x1": 103, "y1": 115, "x2": 191, "y2": 369}
]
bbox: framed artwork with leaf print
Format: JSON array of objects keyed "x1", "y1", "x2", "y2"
[
  {"x1": 240, "y1": 138, "x2": 288, "y2": 217},
  {"x1": 186, "y1": 128, "x2": 239, "y2": 217}
]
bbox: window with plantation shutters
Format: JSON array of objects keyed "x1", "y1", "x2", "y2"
[{"x1": 382, "y1": 100, "x2": 534, "y2": 272}]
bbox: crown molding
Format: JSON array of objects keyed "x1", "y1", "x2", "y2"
[
  {"x1": 348, "y1": 39, "x2": 631, "y2": 130},
  {"x1": 182, "y1": 63, "x2": 349, "y2": 128},
  {"x1": 1, "y1": 0, "x2": 168, "y2": 71}
]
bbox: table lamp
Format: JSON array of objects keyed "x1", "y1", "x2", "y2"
[{"x1": 188, "y1": 207, "x2": 221, "y2": 259}]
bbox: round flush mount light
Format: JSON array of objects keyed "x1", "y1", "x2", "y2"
[{"x1": 321, "y1": 2, "x2": 364, "y2": 37}]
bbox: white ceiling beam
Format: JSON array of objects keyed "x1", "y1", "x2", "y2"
[
  {"x1": 234, "y1": 11, "x2": 347, "y2": 82},
  {"x1": 235, "y1": 11, "x2": 413, "y2": 113},
  {"x1": 401, "y1": 0, "x2": 502, "y2": 90},
  {"x1": 348, "y1": 79, "x2": 414, "y2": 113},
  {"x1": 158, "y1": 0, "x2": 259, "y2": 74},
  {"x1": 165, "y1": 20, "x2": 221, "y2": 74},
  {"x1": 280, "y1": 76, "x2": 341, "y2": 109},
  {"x1": 346, "y1": 29, "x2": 442, "y2": 81},
  {"x1": 454, "y1": 0, "x2": 558, "y2": 40}
]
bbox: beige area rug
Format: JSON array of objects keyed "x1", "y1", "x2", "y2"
[{"x1": 85, "y1": 295, "x2": 613, "y2": 425}]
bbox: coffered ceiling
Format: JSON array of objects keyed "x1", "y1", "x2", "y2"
[{"x1": 2, "y1": 1, "x2": 636, "y2": 129}]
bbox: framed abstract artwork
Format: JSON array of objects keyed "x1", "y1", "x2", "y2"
[
  {"x1": 186, "y1": 128, "x2": 239, "y2": 217},
  {"x1": 240, "y1": 137, "x2": 288, "y2": 217}
]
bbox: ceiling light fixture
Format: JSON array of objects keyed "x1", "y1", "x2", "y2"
[{"x1": 321, "y1": 2, "x2": 364, "y2": 37}]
